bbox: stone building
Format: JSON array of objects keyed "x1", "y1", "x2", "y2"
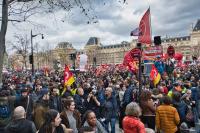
[{"x1": 84, "y1": 37, "x2": 137, "y2": 66}]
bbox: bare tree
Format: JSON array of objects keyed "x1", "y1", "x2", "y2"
[{"x1": 10, "y1": 34, "x2": 30, "y2": 69}]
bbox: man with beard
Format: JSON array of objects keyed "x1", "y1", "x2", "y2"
[
  {"x1": 14, "y1": 87, "x2": 33, "y2": 121},
  {"x1": 49, "y1": 86, "x2": 62, "y2": 112},
  {"x1": 33, "y1": 88, "x2": 50, "y2": 130}
]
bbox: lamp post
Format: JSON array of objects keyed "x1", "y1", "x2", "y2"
[{"x1": 31, "y1": 30, "x2": 44, "y2": 75}]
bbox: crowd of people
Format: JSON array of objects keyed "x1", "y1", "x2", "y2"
[{"x1": 0, "y1": 61, "x2": 200, "y2": 133}]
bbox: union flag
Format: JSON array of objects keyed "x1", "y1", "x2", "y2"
[
  {"x1": 64, "y1": 65, "x2": 75, "y2": 86},
  {"x1": 150, "y1": 64, "x2": 161, "y2": 86},
  {"x1": 61, "y1": 65, "x2": 75, "y2": 96}
]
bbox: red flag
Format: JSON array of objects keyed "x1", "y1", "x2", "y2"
[
  {"x1": 123, "y1": 52, "x2": 138, "y2": 72},
  {"x1": 138, "y1": 8, "x2": 151, "y2": 45}
]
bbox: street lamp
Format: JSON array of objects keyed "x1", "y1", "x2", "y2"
[{"x1": 30, "y1": 29, "x2": 44, "y2": 75}]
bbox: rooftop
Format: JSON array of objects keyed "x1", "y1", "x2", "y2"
[
  {"x1": 162, "y1": 36, "x2": 190, "y2": 42},
  {"x1": 193, "y1": 19, "x2": 200, "y2": 31},
  {"x1": 86, "y1": 37, "x2": 100, "y2": 46}
]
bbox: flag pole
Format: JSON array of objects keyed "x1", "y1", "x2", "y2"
[{"x1": 149, "y1": 6, "x2": 153, "y2": 46}]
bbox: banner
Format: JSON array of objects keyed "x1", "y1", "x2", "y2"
[
  {"x1": 78, "y1": 54, "x2": 88, "y2": 72},
  {"x1": 143, "y1": 46, "x2": 162, "y2": 60}
]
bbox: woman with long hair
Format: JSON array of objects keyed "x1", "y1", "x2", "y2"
[
  {"x1": 38, "y1": 109, "x2": 72, "y2": 133},
  {"x1": 139, "y1": 90, "x2": 156, "y2": 130},
  {"x1": 60, "y1": 99, "x2": 81, "y2": 133}
]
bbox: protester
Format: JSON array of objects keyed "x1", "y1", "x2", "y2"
[
  {"x1": 83, "y1": 110, "x2": 107, "y2": 133},
  {"x1": 5, "y1": 106, "x2": 36, "y2": 133},
  {"x1": 60, "y1": 99, "x2": 81, "y2": 133},
  {"x1": 38, "y1": 109, "x2": 72, "y2": 133},
  {"x1": 123, "y1": 102, "x2": 145, "y2": 133},
  {"x1": 156, "y1": 96, "x2": 180, "y2": 133},
  {"x1": 74, "y1": 87, "x2": 87, "y2": 116},
  {"x1": 33, "y1": 88, "x2": 50, "y2": 130},
  {"x1": 102, "y1": 87, "x2": 118, "y2": 133},
  {"x1": 49, "y1": 86, "x2": 63, "y2": 112},
  {"x1": 140, "y1": 90, "x2": 156, "y2": 130}
]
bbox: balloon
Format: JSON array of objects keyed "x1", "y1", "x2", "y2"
[{"x1": 162, "y1": 53, "x2": 168, "y2": 59}]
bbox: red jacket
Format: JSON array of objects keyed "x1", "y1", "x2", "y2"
[{"x1": 123, "y1": 116, "x2": 145, "y2": 133}]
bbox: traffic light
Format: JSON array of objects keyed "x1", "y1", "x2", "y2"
[
  {"x1": 29, "y1": 54, "x2": 33, "y2": 64},
  {"x1": 69, "y1": 53, "x2": 76, "y2": 60}
]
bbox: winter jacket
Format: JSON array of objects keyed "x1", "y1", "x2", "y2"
[
  {"x1": 102, "y1": 96, "x2": 118, "y2": 120},
  {"x1": 123, "y1": 116, "x2": 145, "y2": 133},
  {"x1": 83, "y1": 120, "x2": 107, "y2": 133},
  {"x1": 122, "y1": 85, "x2": 133, "y2": 107},
  {"x1": 173, "y1": 101, "x2": 187, "y2": 122},
  {"x1": 5, "y1": 118, "x2": 36, "y2": 133},
  {"x1": 74, "y1": 94, "x2": 87, "y2": 115},
  {"x1": 60, "y1": 110, "x2": 81, "y2": 130},
  {"x1": 14, "y1": 95, "x2": 34, "y2": 120},
  {"x1": 49, "y1": 95, "x2": 62, "y2": 112},
  {"x1": 156, "y1": 105, "x2": 180, "y2": 133}
]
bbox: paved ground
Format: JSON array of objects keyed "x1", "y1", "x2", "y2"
[{"x1": 107, "y1": 120, "x2": 123, "y2": 133}]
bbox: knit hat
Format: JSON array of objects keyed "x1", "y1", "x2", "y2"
[{"x1": 38, "y1": 88, "x2": 49, "y2": 99}]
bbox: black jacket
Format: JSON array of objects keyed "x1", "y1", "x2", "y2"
[
  {"x1": 49, "y1": 95, "x2": 62, "y2": 112},
  {"x1": 5, "y1": 118, "x2": 36, "y2": 133}
]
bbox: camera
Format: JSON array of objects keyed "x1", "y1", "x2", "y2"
[{"x1": 92, "y1": 89, "x2": 97, "y2": 95}]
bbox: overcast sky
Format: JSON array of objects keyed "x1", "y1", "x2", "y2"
[{"x1": 4, "y1": 0, "x2": 200, "y2": 52}]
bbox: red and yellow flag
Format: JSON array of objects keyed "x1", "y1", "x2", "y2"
[
  {"x1": 150, "y1": 64, "x2": 161, "y2": 86},
  {"x1": 61, "y1": 65, "x2": 75, "y2": 96},
  {"x1": 64, "y1": 65, "x2": 75, "y2": 86}
]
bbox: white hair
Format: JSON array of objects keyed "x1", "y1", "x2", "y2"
[{"x1": 13, "y1": 106, "x2": 25, "y2": 120}]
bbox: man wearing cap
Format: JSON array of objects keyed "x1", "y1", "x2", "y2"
[
  {"x1": 5, "y1": 106, "x2": 36, "y2": 133},
  {"x1": 14, "y1": 87, "x2": 33, "y2": 120}
]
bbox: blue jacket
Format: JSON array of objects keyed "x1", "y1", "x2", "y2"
[
  {"x1": 122, "y1": 85, "x2": 133, "y2": 107},
  {"x1": 102, "y1": 96, "x2": 118, "y2": 120},
  {"x1": 154, "y1": 61, "x2": 165, "y2": 75}
]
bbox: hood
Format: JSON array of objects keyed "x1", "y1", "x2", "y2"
[{"x1": 6, "y1": 119, "x2": 25, "y2": 132}]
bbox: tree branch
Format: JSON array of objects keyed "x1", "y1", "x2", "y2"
[{"x1": 0, "y1": 18, "x2": 22, "y2": 22}]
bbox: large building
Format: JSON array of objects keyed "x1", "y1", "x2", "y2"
[{"x1": 9, "y1": 19, "x2": 200, "y2": 70}]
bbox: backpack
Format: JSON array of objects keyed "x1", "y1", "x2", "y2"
[{"x1": 0, "y1": 104, "x2": 11, "y2": 119}]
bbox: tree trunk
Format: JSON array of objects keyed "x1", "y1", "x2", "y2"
[{"x1": 0, "y1": 0, "x2": 8, "y2": 88}]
